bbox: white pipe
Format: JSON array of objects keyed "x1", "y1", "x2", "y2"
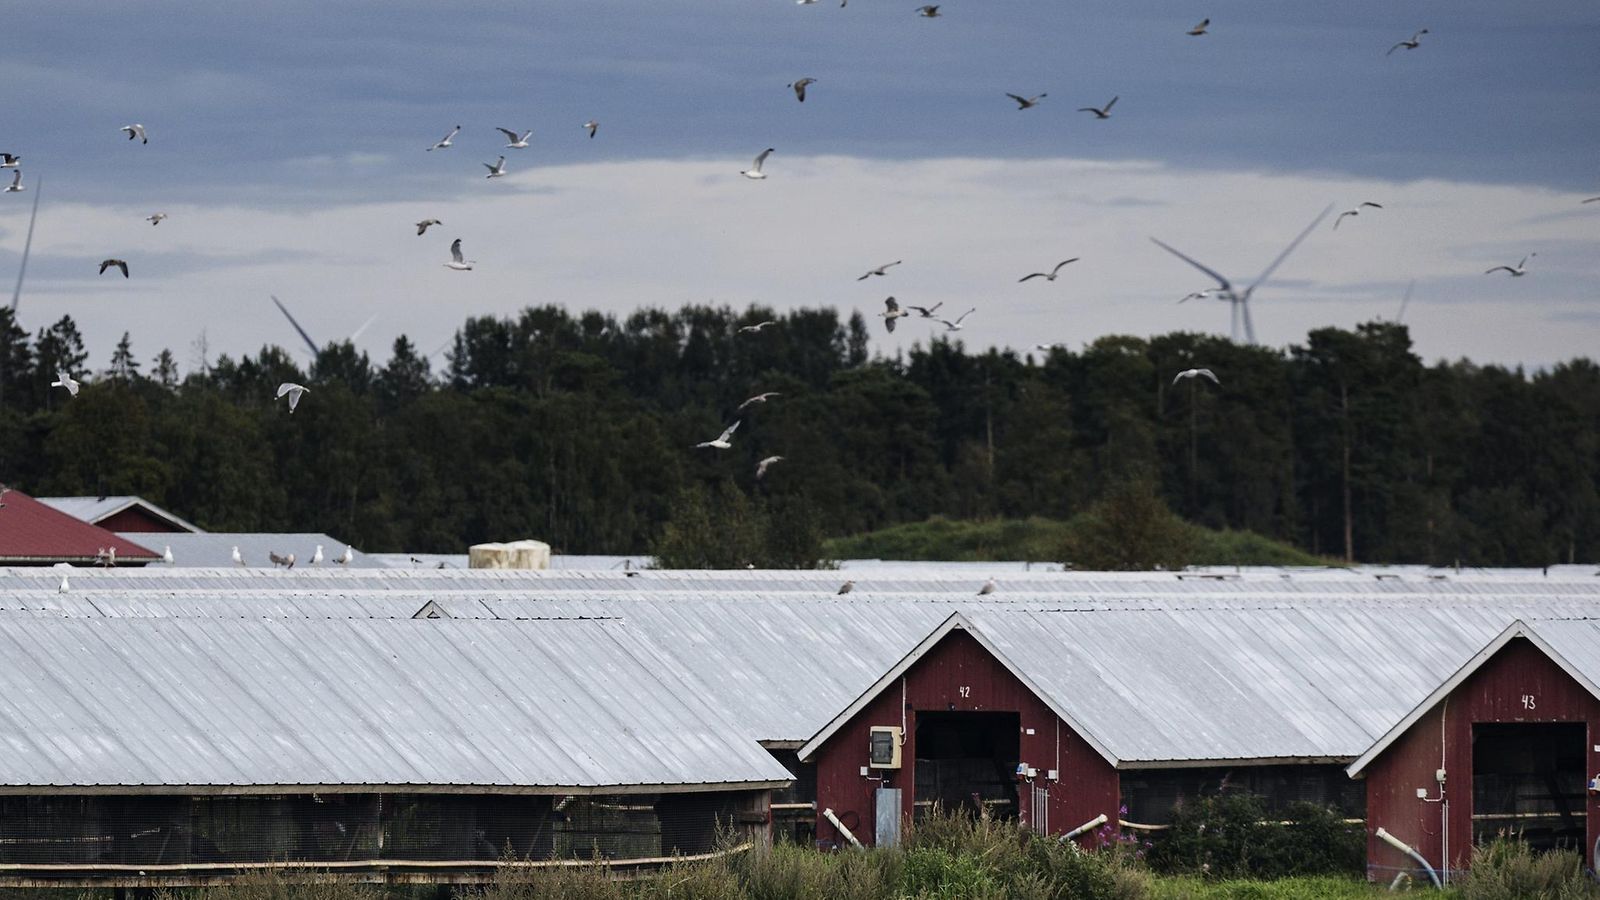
[
  {"x1": 1376, "y1": 827, "x2": 1442, "y2": 889},
  {"x1": 1062, "y1": 813, "x2": 1108, "y2": 841},
  {"x1": 821, "y1": 807, "x2": 863, "y2": 849}
]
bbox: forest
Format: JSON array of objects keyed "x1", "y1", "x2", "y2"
[{"x1": 0, "y1": 303, "x2": 1593, "y2": 567}]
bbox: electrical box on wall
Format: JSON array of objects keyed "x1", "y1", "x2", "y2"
[{"x1": 869, "y1": 726, "x2": 903, "y2": 769}]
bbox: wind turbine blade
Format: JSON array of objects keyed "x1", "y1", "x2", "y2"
[
  {"x1": 271, "y1": 295, "x2": 320, "y2": 356},
  {"x1": 1396, "y1": 279, "x2": 1415, "y2": 323},
  {"x1": 9, "y1": 175, "x2": 41, "y2": 313},
  {"x1": 348, "y1": 313, "x2": 379, "y2": 343},
  {"x1": 1241, "y1": 297, "x2": 1256, "y2": 344},
  {"x1": 1149, "y1": 237, "x2": 1233, "y2": 293},
  {"x1": 1244, "y1": 203, "x2": 1335, "y2": 298}
]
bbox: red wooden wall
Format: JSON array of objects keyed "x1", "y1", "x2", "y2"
[
  {"x1": 1361, "y1": 638, "x2": 1600, "y2": 881},
  {"x1": 810, "y1": 629, "x2": 1120, "y2": 847},
  {"x1": 99, "y1": 507, "x2": 186, "y2": 533}
]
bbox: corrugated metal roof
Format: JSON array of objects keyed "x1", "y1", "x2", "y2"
[
  {"x1": 0, "y1": 491, "x2": 161, "y2": 563},
  {"x1": 0, "y1": 617, "x2": 790, "y2": 791},
  {"x1": 38, "y1": 496, "x2": 202, "y2": 533},
  {"x1": 123, "y1": 533, "x2": 383, "y2": 568}
]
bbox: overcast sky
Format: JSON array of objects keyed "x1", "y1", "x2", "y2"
[{"x1": 2, "y1": 0, "x2": 1597, "y2": 371}]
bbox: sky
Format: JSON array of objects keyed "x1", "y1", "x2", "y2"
[{"x1": 1, "y1": 0, "x2": 1597, "y2": 372}]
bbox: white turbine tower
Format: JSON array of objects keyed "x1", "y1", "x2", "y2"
[{"x1": 1150, "y1": 204, "x2": 1333, "y2": 345}]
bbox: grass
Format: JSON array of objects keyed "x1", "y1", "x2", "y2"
[
  {"x1": 824, "y1": 515, "x2": 1333, "y2": 568},
  {"x1": 1150, "y1": 876, "x2": 1389, "y2": 899}
]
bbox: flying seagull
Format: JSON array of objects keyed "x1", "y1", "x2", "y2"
[
  {"x1": 696, "y1": 420, "x2": 740, "y2": 449},
  {"x1": 445, "y1": 238, "x2": 474, "y2": 271},
  {"x1": 1387, "y1": 29, "x2": 1428, "y2": 56},
  {"x1": 0, "y1": 153, "x2": 18, "y2": 168},
  {"x1": 1187, "y1": 18, "x2": 1209, "y2": 35},
  {"x1": 98, "y1": 259, "x2": 129, "y2": 278},
  {"x1": 426, "y1": 125, "x2": 460, "y2": 151},
  {"x1": 741, "y1": 148, "x2": 775, "y2": 180},
  {"x1": 1173, "y1": 368, "x2": 1220, "y2": 386},
  {"x1": 1078, "y1": 96, "x2": 1119, "y2": 119},
  {"x1": 415, "y1": 218, "x2": 442, "y2": 235},
  {"x1": 584, "y1": 120, "x2": 599, "y2": 139},
  {"x1": 756, "y1": 455, "x2": 785, "y2": 479},
  {"x1": 51, "y1": 369, "x2": 80, "y2": 397},
  {"x1": 1333, "y1": 202, "x2": 1383, "y2": 229},
  {"x1": 916, "y1": 5, "x2": 941, "y2": 17},
  {"x1": 906, "y1": 302, "x2": 943, "y2": 319},
  {"x1": 739, "y1": 320, "x2": 776, "y2": 333},
  {"x1": 978, "y1": 577, "x2": 997, "y2": 595},
  {"x1": 145, "y1": 213, "x2": 167, "y2": 225},
  {"x1": 858, "y1": 260, "x2": 902, "y2": 280},
  {"x1": 120, "y1": 124, "x2": 147, "y2": 144},
  {"x1": 1179, "y1": 289, "x2": 1222, "y2": 304},
  {"x1": 738, "y1": 391, "x2": 782, "y2": 411},
  {"x1": 879, "y1": 296, "x2": 910, "y2": 332},
  {"x1": 937, "y1": 308, "x2": 976, "y2": 332},
  {"x1": 1485, "y1": 254, "x2": 1535, "y2": 277},
  {"x1": 276, "y1": 381, "x2": 309, "y2": 412},
  {"x1": 1019, "y1": 258, "x2": 1080, "y2": 282},
  {"x1": 837, "y1": 579, "x2": 855, "y2": 595},
  {"x1": 496, "y1": 128, "x2": 532, "y2": 148},
  {"x1": 788, "y1": 78, "x2": 817, "y2": 102},
  {"x1": 484, "y1": 156, "x2": 507, "y2": 178},
  {"x1": 4, "y1": 170, "x2": 23, "y2": 193},
  {"x1": 1006, "y1": 93, "x2": 1047, "y2": 110}
]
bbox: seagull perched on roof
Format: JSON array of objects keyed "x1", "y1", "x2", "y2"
[
  {"x1": 696, "y1": 421, "x2": 740, "y2": 449},
  {"x1": 1173, "y1": 368, "x2": 1220, "y2": 386},
  {"x1": 98, "y1": 259, "x2": 129, "y2": 278},
  {"x1": 1078, "y1": 96, "x2": 1119, "y2": 119},
  {"x1": 120, "y1": 124, "x2": 147, "y2": 144},
  {"x1": 58, "y1": 573, "x2": 69, "y2": 593},
  {"x1": 1485, "y1": 254, "x2": 1535, "y2": 277},
  {"x1": 915, "y1": 5, "x2": 941, "y2": 17},
  {"x1": 1006, "y1": 93, "x2": 1047, "y2": 110},
  {"x1": 879, "y1": 297, "x2": 910, "y2": 332},
  {"x1": 335, "y1": 546, "x2": 353, "y2": 565},
  {"x1": 269, "y1": 551, "x2": 294, "y2": 569},
  {"x1": 232, "y1": 545, "x2": 245, "y2": 566},
  {"x1": 1333, "y1": 202, "x2": 1383, "y2": 229},
  {"x1": 584, "y1": 120, "x2": 599, "y2": 139},
  {"x1": 484, "y1": 156, "x2": 507, "y2": 178},
  {"x1": 0, "y1": 153, "x2": 19, "y2": 168},
  {"x1": 739, "y1": 320, "x2": 776, "y2": 334},
  {"x1": 858, "y1": 260, "x2": 902, "y2": 281},
  {"x1": 311, "y1": 544, "x2": 324, "y2": 566},
  {"x1": 496, "y1": 127, "x2": 532, "y2": 148},
  {"x1": 276, "y1": 382, "x2": 309, "y2": 412},
  {"x1": 837, "y1": 579, "x2": 855, "y2": 595},
  {"x1": 1019, "y1": 258, "x2": 1080, "y2": 282},
  {"x1": 978, "y1": 577, "x2": 997, "y2": 595},
  {"x1": 426, "y1": 125, "x2": 460, "y2": 151},
  {"x1": 738, "y1": 391, "x2": 782, "y2": 411},
  {"x1": 788, "y1": 78, "x2": 817, "y2": 102},
  {"x1": 1387, "y1": 29, "x2": 1428, "y2": 55},
  {"x1": 4, "y1": 170, "x2": 24, "y2": 193},
  {"x1": 1187, "y1": 18, "x2": 1210, "y2": 35},
  {"x1": 162, "y1": 545, "x2": 174, "y2": 565},
  {"x1": 741, "y1": 148, "x2": 775, "y2": 180},
  {"x1": 145, "y1": 213, "x2": 167, "y2": 225},
  {"x1": 445, "y1": 238, "x2": 474, "y2": 270},
  {"x1": 415, "y1": 218, "x2": 442, "y2": 235},
  {"x1": 756, "y1": 455, "x2": 785, "y2": 479},
  {"x1": 937, "y1": 308, "x2": 976, "y2": 332},
  {"x1": 52, "y1": 369, "x2": 80, "y2": 397},
  {"x1": 906, "y1": 302, "x2": 943, "y2": 319}
]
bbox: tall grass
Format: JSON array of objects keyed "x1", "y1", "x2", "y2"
[{"x1": 1453, "y1": 838, "x2": 1600, "y2": 900}]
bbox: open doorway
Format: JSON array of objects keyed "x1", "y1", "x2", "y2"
[
  {"x1": 913, "y1": 711, "x2": 1020, "y2": 822},
  {"x1": 1472, "y1": 722, "x2": 1587, "y2": 851}
]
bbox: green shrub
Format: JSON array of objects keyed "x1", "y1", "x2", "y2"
[
  {"x1": 1148, "y1": 875, "x2": 1379, "y2": 899},
  {"x1": 1147, "y1": 795, "x2": 1362, "y2": 880},
  {"x1": 1454, "y1": 837, "x2": 1600, "y2": 900}
]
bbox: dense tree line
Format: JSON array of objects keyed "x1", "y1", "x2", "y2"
[{"x1": 0, "y1": 303, "x2": 1592, "y2": 566}]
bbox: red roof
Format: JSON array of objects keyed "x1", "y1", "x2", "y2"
[{"x1": 0, "y1": 488, "x2": 160, "y2": 563}]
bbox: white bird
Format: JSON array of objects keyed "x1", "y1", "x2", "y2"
[
  {"x1": 1173, "y1": 368, "x2": 1220, "y2": 386},
  {"x1": 415, "y1": 218, "x2": 442, "y2": 235},
  {"x1": 162, "y1": 545, "x2": 174, "y2": 565},
  {"x1": 916, "y1": 5, "x2": 941, "y2": 17},
  {"x1": 583, "y1": 120, "x2": 599, "y2": 139},
  {"x1": 4, "y1": 170, "x2": 23, "y2": 193},
  {"x1": 0, "y1": 153, "x2": 19, "y2": 168},
  {"x1": 937, "y1": 308, "x2": 976, "y2": 331},
  {"x1": 496, "y1": 127, "x2": 533, "y2": 148},
  {"x1": 1333, "y1": 202, "x2": 1383, "y2": 229},
  {"x1": 906, "y1": 302, "x2": 943, "y2": 319},
  {"x1": 788, "y1": 78, "x2": 817, "y2": 102},
  {"x1": 738, "y1": 391, "x2": 782, "y2": 411},
  {"x1": 1006, "y1": 93, "x2": 1047, "y2": 110},
  {"x1": 1387, "y1": 29, "x2": 1429, "y2": 56},
  {"x1": 741, "y1": 148, "x2": 775, "y2": 180},
  {"x1": 879, "y1": 296, "x2": 910, "y2": 332},
  {"x1": 120, "y1": 124, "x2": 148, "y2": 144},
  {"x1": 696, "y1": 420, "x2": 741, "y2": 449},
  {"x1": 51, "y1": 369, "x2": 80, "y2": 397},
  {"x1": 59, "y1": 574, "x2": 69, "y2": 593},
  {"x1": 857, "y1": 260, "x2": 902, "y2": 281},
  {"x1": 427, "y1": 125, "x2": 460, "y2": 151},
  {"x1": 484, "y1": 156, "x2": 507, "y2": 178},
  {"x1": 1178, "y1": 289, "x2": 1222, "y2": 304},
  {"x1": 1485, "y1": 254, "x2": 1535, "y2": 277},
  {"x1": 1019, "y1": 258, "x2": 1080, "y2": 282},
  {"x1": 276, "y1": 381, "x2": 309, "y2": 412},
  {"x1": 445, "y1": 238, "x2": 475, "y2": 271},
  {"x1": 335, "y1": 546, "x2": 353, "y2": 565},
  {"x1": 837, "y1": 579, "x2": 855, "y2": 595},
  {"x1": 756, "y1": 455, "x2": 785, "y2": 478},
  {"x1": 145, "y1": 213, "x2": 167, "y2": 225},
  {"x1": 312, "y1": 544, "x2": 324, "y2": 566},
  {"x1": 1187, "y1": 17, "x2": 1209, "y2": 35},
  {"x1": 739, "y1": 320, "x2": 776, "y2": 334},
  {"x1": 978, "y1": 577, "x2": 997, "y2": 595},
  {"x1": 231, "y1": 545, "x2": 244, "y2": 566},
  {"x1": 1078, "y1": 96, "x2": 1119, "y2": 119}
]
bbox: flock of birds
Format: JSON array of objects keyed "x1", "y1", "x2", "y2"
[{"x1": 56, "y1": 540, "x2": 357, "y2": 587}]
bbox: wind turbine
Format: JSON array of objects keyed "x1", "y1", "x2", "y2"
[
  {"x1": 1394, "y1": 279, "x2": 1415, "y2": 324},
  {"x1": 270, "y1": 295, "x2": 378, "y2": 359},
  {"x1": 1150, "y1": 204, "x2": 1334, "y2": 344},
  {"x1": 9, "y1": 175, "x2": 41, "y2": 313}
]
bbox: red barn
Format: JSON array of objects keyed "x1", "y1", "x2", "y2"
[
  {"x1": 36, "y1": 495, "x2": 201, "y2": 533},
  {"x1": 0, "y1": 489, "x2": 161, "y2": 565},
  {"x1": 1348, "y1": 619, "x2": 1600, "y2": 886}
]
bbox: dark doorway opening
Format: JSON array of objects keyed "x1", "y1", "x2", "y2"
[
  {"x1": 1472, "y1": 722, "x2": 1587, "y2": 851},
  {"x1": 914, "y1": 711, "x2": 1020, "y2": 822}
]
